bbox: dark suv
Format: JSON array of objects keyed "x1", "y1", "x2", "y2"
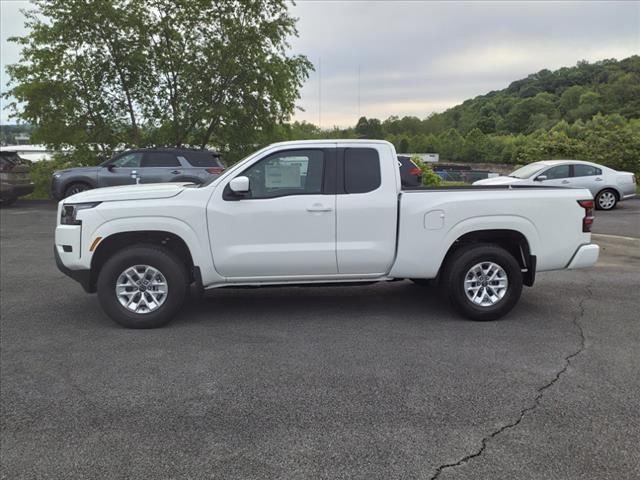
[
  {"x1": 51, "y1": 148, "x2": 224, "y2": 199},
  {"x1": 1, "y1": 151, "x2": 34, "y2": 206},
  {"x1": 397, "y1": 155, "x2": 423, "y2": 187}
]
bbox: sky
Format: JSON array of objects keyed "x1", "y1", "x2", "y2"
[{"x1": 1, "y1": 0, "x2": 639, "y2": 127}]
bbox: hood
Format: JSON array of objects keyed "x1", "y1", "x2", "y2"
[
  {"x1": 64, "y1": 182, "x2": 191, "y2": 203},
  {"x1": 473, "y1": 176, "x2": 525, "y2": 186}
]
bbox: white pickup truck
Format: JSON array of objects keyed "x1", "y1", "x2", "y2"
[{"x1": 55, "y1": 140, "x2": 600, "y2": 328}]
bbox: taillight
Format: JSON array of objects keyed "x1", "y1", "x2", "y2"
[
  {"x1": 206, "y1": 167, "x2": 225, "y2": 174},
  {"x1": 578, "y1": 199, "x2": 594, "y2": 232},
  {"x1": 409, "y1": 167, "x2": 422, "y2": 176}
]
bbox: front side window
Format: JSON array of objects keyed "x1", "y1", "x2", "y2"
[
  {"x1": 542, "y1": 165, "x2": 570, "y2": 180},
  {"x1": 239, "y1": 149, "x2": 324, "y2": 199},
  {"x1": 344, "y1": 148, "x2": 381, "y2": 193},
  {"x1": 111, "y1": 153, "x2": 142, "y2": 168},
  {"x1": 573, "y1": 164, "x2": 602, "y2": 177},
  {"x1": 142, "y1": 152, "x2": 181, "y2": 167}
]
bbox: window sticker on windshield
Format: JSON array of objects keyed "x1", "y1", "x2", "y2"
[{"x1": 265, "y1": 163, "x2": 302, "y2": 188}]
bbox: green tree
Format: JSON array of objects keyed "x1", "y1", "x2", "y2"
[
  {"x1": 464, "y1": 128, "x2": 488, "y2": 162},
  {"x1": 355, "y1": 116, "x2": 384, "y2": 138},
  {"x1": 4, "y1": 0, "x2": 312, "y2": 159},
  {"x1": 398, "y1": 137, "x2": 410, "y2": 153},
  {"x1": 437, "y1": 128, "x2": 465, "y2": 161}
]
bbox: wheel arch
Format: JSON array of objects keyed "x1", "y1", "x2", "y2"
[
  {"x1": 90, "y1": 230, "x2": 197, "y2": 292},
  {"x1": 441, "y1": 228, "x2": 536, "y2": 286}
]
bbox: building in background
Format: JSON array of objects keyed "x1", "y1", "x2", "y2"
[
  {"x1": 407, "y1": 153, "x2": 439, "y2": 163},
  {"x1": 0, "y1": 144, "x2": 55, "y2": 162}
]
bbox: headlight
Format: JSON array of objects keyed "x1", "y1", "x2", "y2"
[
  {"x1": 60, "y1": 202, "x2": 101, "y2": 225},
  {"x1": 53, "y1": 173, "x2": 62, "y2": 178}
]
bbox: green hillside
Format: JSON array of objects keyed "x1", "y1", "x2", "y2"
[{"x1": 422, "y1": 56, "x2": 640, "y2": 135}]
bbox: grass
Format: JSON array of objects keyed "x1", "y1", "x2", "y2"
[{"x1": 440, "y1": 181, "x2": 469, "y2": 187}]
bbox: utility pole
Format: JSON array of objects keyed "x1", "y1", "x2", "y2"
[
  {"x1": 357, "y1": 65, "x2": 361, "y2": 119},
  {"x1": 318, "y1": 57, "x2": 322, "y2": 128}
]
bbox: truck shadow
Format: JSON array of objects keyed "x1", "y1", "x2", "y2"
[{"x1": 178, "y1": 281, "x2": 463, "y2": 326}]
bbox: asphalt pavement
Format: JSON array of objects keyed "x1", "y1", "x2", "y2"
[
  {"x1": 591, "y1": 197, "x2": 640, "y2": 238},
  {"x1": 1, "y1": 201, "x2": 639, "y2": 479}
]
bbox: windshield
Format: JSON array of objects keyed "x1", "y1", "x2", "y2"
[{"x1": 509, "y1": 163, "x2": 546, "y2": 179}]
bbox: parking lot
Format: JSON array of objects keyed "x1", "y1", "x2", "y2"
[{"x1": 1, "y1": 199, "x2": 639, "y2": 479}]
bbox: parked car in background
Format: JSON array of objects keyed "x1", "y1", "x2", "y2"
[
  {"x1": 473, "y1": 160, "x2": 636, "y2": 210},
  {"x1": 0, "y1": 151, "x2": 34, "y2": 206},
  {"x1": 397, "y1": 155, "x2": 422, "y2": 187},
  {"x1": 51, "y1": 148, "x2": 225, "y2": 199}
]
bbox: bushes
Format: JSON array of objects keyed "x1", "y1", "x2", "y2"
[
  {"x1": 26, "y1": 153, "x2": 90, "y2": 199},
  {"x1": 412, "y1": 155, "x2": 441, "y2": 186}
]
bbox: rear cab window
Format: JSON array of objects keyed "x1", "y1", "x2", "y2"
[{"x1": 344, "y1": 148, "x2": 381, "y2": 194}]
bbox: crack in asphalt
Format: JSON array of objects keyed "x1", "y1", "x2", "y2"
[{"x1": 429, "y1": 284, "x2": 591, "y2": 480}]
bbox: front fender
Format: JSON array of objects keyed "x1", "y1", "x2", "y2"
[{"x1": 81, "y1": 215, "x2": 223, "y2": 285}]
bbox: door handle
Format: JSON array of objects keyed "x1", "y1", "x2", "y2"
[
  {"x1": 306, "y1": 204, "x2": 332, "y2": 213},
  {"x1": 561, "y1": 180, "x2": 570, "y2": 184},
  {"x1": 595, "y1": 177, "x2": 603, "y2": 181},
  {"x1": 171, "y1": 170, "x2": 181, "y2": 174}
]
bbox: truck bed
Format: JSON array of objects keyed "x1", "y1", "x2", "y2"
[{"x1": 389, "y1": 186, "x2": 593, "y2": 279}]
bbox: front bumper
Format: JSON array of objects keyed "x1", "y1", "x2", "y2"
[
  {"x1": 54, "y1": 245, "x2": 94, "y2": 293},
  {"x1": 567, "y1": 243, "x2": 600, "y2": 269}
]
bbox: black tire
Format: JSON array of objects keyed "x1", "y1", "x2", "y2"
[
  {"x1": 443, "y1": 244, "x2": 523, "y2": 321},
  {"x1": 0, "y1": 197, "x2": 17, "y2": 207},
  {"x1": 595, "y1": 189, "x2": 618, "y2": 211},
  {"x1": 97, "y1": 244, "x2": 188, "y2": 328},
  {"x1": 64, "y1": 182, "x2": 92, "y2": 198}
]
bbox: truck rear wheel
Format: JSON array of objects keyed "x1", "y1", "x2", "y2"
[
  {"x1": 444, "y1": 244, "x2": 522, "y2": 321},
  {"x1": 97, "y1": 244, "x2": 188, "y2": 328}
]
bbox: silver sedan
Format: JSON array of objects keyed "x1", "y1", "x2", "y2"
[{"x1": 474, "y1": 160, "x2": 637, "y2": 210}]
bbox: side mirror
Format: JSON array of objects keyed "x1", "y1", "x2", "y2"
[
  {"x1": 106, "y1": 164, "x2": 115, "y2": 172},
  {"x1": 535, "y1": 175, "x2": 547, "y2": 182},
  {"x1": 229, "y1": 176, "x2": 250, "y2": 194}
]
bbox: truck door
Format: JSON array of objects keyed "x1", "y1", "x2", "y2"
[
  {"x1": 335, "y1": 144, "x2": 398, "y2": 274},
  {"x1": 207, "y1": 147, "x2": 338, "y2": 278}
]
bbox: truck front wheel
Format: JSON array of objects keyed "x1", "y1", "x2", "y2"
[
  {"x1": 97, "y1": 244, "x2": 188, "y2": 328},
  {"x1": 444, "y1": 244, "x2": 523, "y2": 321}
]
